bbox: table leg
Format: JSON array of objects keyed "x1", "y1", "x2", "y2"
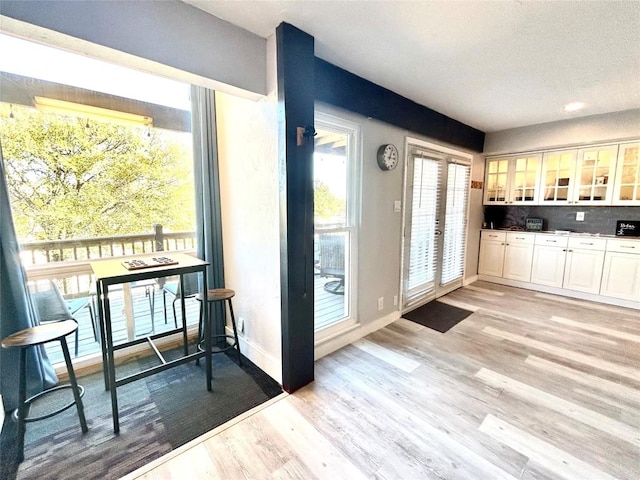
[
  {"x1": 97, "y1": 281, "x2": 110, "y2": 391},
  {"x1": 179, "y1": 275, "x2": 188, "y2": 356},
  {"x1": 103, "y1": 285, "x2": 120, "y2": 434},
  {"x1": 203, "y1": 271, "x2": 211, "y2": 391}
]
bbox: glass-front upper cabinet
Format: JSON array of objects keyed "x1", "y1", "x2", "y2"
[
  {"x1": 539, "y1": 150, "x2": 577, "y2": 204},
  {"x1": 484, "y1": 154, "x2": 541, "y2": 205},
  {"x1": 484, "y1": 158, "x2": 509, "y2": 204},
  {"x1": 540, "y1": 146, "x2": 618, "y2": 205},
  {"x1": 573, "y1": 145, "x2": 618, "y2": 204},
  {"x1": 612, "y1": 142, "x2": 640, "y2": 205}
]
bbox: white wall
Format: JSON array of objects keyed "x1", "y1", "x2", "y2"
[
  {"x1": 484, "y1": 109, "x2": 640, "y2": 155},
  {"x1": 215, "y1": 86, "x2": 281, "y2": 382},
  {"x1": 0, "y1": 1, "x2": 266, "y2": 99}
]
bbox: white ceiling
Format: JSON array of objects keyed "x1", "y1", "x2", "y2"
[{"x1": 183, "y1": 0, "x2": 640, "y2": 133}]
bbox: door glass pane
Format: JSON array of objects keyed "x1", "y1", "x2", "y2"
[
  {"x1": 406, "y1": 157, "x2": 440, "y2": 299},
  {"x1": 442, "y1": 163, "x2": 470, "y2": 284}
]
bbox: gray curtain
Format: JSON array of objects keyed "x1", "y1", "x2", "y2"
[
  {"x1": 191, "y1": 86, "x2": 225, "y2": 338},
  {"x1": 0, "y1": 142, "x2": 58, "y2": 412}
]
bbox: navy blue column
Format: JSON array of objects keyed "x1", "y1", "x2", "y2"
[{"x1": 276, "y1": 23, "x2": 315, "y2": 393}]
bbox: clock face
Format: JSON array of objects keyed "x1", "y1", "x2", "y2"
[{"x1": 377, "y1": 144, "x2": 399, "y2": 171}]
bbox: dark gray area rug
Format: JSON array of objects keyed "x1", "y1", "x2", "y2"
[
  {"x1": 1, "y1": 349, "x2": 282, "y2": 480},
  {"x1": 402, "y1": 300, "x2": 473, "y2": 333}
]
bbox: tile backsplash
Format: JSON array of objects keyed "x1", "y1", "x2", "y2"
[{"x1": 484, "y1": 205, "x2": 640, "y2": 235}]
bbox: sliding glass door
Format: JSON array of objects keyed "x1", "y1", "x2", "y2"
[{"x1": 402, "y1": 145, "x2": 470, "y2": 310}]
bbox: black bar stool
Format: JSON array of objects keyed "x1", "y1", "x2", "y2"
[
  {"x1": 1, "y1": 320, "x2": 88, "y2": 463},
  {"x1": 195, "y1": 288, "x2": 242, "y2": 366}
]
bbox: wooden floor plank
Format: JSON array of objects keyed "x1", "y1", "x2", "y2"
[
  {"x1": 124, "y1": 281, "x2": 640, "y2": 480},
  {"x1": 479, "y1": 414, "x2": 618, "y2": 480}
]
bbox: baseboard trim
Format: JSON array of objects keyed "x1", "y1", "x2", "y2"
[
  {"x1": 464, "y1": 275, "x2": 479, "y2": 286},
  {"x1": 478, "y1": 275, "x2": 640, "y2": 310},
  {"x1": 230, "y1": 326, "x2": 282, "y2": 385},
  {"x1": 314, "y1": 311, "x2": 401, "y2": 360}
]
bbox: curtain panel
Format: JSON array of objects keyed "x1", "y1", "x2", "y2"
[
  {"x1": 0, "y1": 142, "x2": 57, "y2": 413},
  {"x1": 191, "y1": 86, "x2": 226, "y2": 338}
]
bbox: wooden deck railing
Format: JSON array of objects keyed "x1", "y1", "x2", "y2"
[{"x1": 22, "y1": 225, "x2": 196, "y2": 297}]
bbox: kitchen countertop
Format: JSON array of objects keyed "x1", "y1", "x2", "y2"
[{"x1": 481, "y1": 228, "x2": 640, "y2": 239}]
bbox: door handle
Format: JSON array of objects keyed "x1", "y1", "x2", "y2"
[{"x1": 434, "y1": 230, "x2": 442, "y2": 236}]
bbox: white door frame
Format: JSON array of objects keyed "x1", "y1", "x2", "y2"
[{"x1": 400, "y1": 137, "x2": 473, "y2": 312}]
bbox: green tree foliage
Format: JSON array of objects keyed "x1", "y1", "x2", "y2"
[
  {"x1": 314, "y1": 180, "x2": 345, "y2": 222},
  {"x1": 0, "y1": 106, "x2": 195, "y2": 241}
]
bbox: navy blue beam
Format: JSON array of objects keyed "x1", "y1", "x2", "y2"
[
  {"x1": 276, "y1": 23, "x2": 315, "y2": 393},
  {"x1": 315, "y1": 58, "x2": 485, "y2": 152}
]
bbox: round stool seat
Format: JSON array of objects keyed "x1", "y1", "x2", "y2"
[
  {"x1": 1, "y1": 320, "x2": 78, "y2": 349},
  {"x1": 195, "y1": 288, "x2": 235, "y2": 303}
]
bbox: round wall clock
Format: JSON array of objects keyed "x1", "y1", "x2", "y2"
[{"x1": 377, "y1": 143, "x2": 399, "y2": 171}]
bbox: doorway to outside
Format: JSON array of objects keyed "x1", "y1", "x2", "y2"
[
  {"x1": 401, "y1": 141, "x2": 471, "y2": 311},
  {"x1": 313, "y1": 113, "x2": 359, "y2": 338}
]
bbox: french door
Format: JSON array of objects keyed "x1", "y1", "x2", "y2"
[{"x1": 401, "y1": 144, "x2": 471, "y2": 310}]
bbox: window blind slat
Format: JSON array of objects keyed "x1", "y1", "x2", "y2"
[
  {"x1": 441, "y1": 163, "x2": 470, "y2": 285},
  {"x1": 406, "y1": 157, "x2": 441, "y2": 299}
]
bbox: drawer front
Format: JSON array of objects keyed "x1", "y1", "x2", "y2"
[
  {"x1": 482, "y1": 230, "x2": 506, "y2": 242},
  {"x1": 506, "y1": 232, "x2": 535, "y2": 244},
  {"x1": 567, "y1": 237, "x2": 607, "y2": 251},
  {"x1": 606, "y1": 238, "x2": 640, "y2": 254},
  {"x1": 534, "y1": 235, "x2": 569, "y2": 247}
]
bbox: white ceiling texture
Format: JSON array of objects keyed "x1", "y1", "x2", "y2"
[{"x1": 183, "y1": 0, "x2": 640, "y2": 133}]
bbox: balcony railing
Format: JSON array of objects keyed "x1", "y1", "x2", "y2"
[{"x1": 22, "y1": 225, "x2": 196, "y2": 297}]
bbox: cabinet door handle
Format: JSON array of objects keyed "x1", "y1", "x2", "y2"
[
  {"x1": 548, "y1": 240, "x2": 557, "y2": 243},
  {"x1": 562, "y1": 249, "x2": 567, "y2": 252},
  {"x1": 621, "y1": 245, "x2": 636, "y2": 249},
  {"x1": 515, "y1": 237, "x2": 525, "y2": 240},
  {"x1": 580, "y1": 242, "x2": 594, "y2": 246}
]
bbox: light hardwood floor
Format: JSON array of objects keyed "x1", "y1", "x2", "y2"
[{"x1": 122, "y1": 281, "x2": 640, "y2": 480}]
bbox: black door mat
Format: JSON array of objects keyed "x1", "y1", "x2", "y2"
[{"x1": 402, "y1": 300, "x2": 473, "y2": 333}]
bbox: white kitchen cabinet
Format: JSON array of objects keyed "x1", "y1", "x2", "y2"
[
  {"x1": 600, "y1": 238, "x2": 640, "y2": 301},
  {"x1": 483, "y1": 154, "x2": 541, "y2": 205},
  {"x1": 538, "y1": 145, "x2": 618, "y2": 205},
  {"x1": 562, "y1": 237, "x2": 607, "y2": 294},
  {"x1": 479, "y1": 230, "x2": 639, "y2": 309},
  {"x1": 611, "y1": 142, "x2": 640, "y2": 205},
  {"x1": 531, "y1": 235, "x2": 569, "y2": 287},
  {"x1": 478, "y1": 231, "x2": 506, "y2": 277},
  {"x1": 573, "y1": 145, "x2": 619, "y2": 205},
  {"x1": 478, "y1": 231, "x2": 534, "y2": 281},
  {"x1": 502, "y1": 233, "x2": 535, "y2": 282},
  {"x1": 539, "y1": 150, "x2": 577, "y2": 204}
]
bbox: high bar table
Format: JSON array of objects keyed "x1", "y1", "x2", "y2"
[{"x1": 90, "y1": 253, "x2": 211, "y2": 433}]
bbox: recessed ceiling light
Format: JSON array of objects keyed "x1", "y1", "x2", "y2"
[{"x1": 563, "y1": 102, "x2": 585, "y2": 112}]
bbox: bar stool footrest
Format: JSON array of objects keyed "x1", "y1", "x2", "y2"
[
  {"x1": 12, "y1": 384, "x2": 85, "y2": 423},
  {"x1": 197, "y1": 334, "x2": 238, "y2": 354}
]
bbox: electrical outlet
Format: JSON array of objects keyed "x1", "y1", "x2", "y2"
[
  {"x1": 394, "y1": 200, "x2": 402, "y2": 213},
  {"x1": 238, "y1": 317, "x2": 245, "y2": 333},
  {"x1": 393, "y1": 295, "x2": 398, "y2": 306},
  {"x1": 377, "y1": 297, "x2": 384, "y2": 311},
  {"x1": 576, "y1": 212, "x2": 585, "y2": 221}
]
